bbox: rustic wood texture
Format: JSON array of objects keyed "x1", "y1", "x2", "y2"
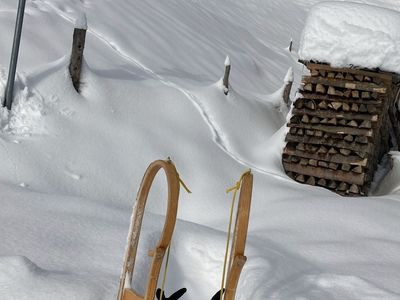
[
  {"x1": 118, "y1": 160, "x2": 180, "y2": 300},
  {"x1": 69, "y1": 28, "x2": 86, "y2": 93},
  {"x1": 282, "y1": 61, "x2": 399, "y2": 196},
  {"x1": 225, "y1": 171, "x2": 253, "y2": 300}
]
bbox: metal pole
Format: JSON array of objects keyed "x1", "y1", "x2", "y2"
[{"x1": 4, "y1": 0, "x2": 27, "y2": 110}]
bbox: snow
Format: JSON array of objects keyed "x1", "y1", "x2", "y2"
[
  {"x1": 299, "y1": 2, "x2": 400, "y2": 73},
  {"x1": 0, "y1": 0, "x2": 400, "y2": 299},
  {"x1": 74, "y1": 12, "x2": 87, "y2": 30},
  {"x1": 224, "y1": 56, "x2": 231, "y2": 67}
]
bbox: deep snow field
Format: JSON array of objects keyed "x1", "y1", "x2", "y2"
[{"x1": 0, "y1": 0, "x2": 400, "y2": 299}]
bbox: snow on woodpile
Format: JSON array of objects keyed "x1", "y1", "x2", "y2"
[{"x1": 299, "y1": 2, "x2": 400, "y2": 73}]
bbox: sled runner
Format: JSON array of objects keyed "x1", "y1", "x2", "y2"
[
  {"x1": 117, "y1": 159, "x2": 183, "y2": 300},
  {"x1": 220, "y1": 170, "x2": 253, "y2": 300}
]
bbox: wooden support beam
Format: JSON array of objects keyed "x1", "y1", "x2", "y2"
[
  {"x1": 69, "y1": 24, "x2": 87, "y2": 93},
  {"x1": 302, "y1": 76, "x2": 387, "y2": 93},
  {"x1": 283, "y1": 147, "x2": 368, "y2": 166},
  {"x1": 283, "y1": 162, "x2": 365, "y2": 185}
]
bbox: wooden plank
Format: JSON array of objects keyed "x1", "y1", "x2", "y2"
[
  {"x1": 283, "y1": 148, "x2": 368, "y2": 166},
  {"x1": 302, "y1": 77, "x2": 387, "y2": 93},
  {"x1": 283, "y1": 162, "x2": 365, "y2": 185},
  {"x1": 287, "y1": 123, "x2": 374, "y2": 137},
  {"x1": 299, "y1": 92, "x2": 383, "y2": 106},
  {"x1": 292, "y1": 108, "x2": 378, "y2": 122},
  {"x1": 305, "y1": 62, "x2": 393, "y2": 83},
  {"x1": 285, "y1": 133, "x2": 373, "y2": 154},
  {"x1": 69, "y1": 28, "x2": 87, "y2": 93}
]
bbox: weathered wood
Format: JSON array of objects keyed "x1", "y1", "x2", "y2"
[
  {"x1": 340, "y1": 149, "x2": 351, "y2": 156},
  {"x1": 296, "y1": 174, "x2": 305, "y2": 183},
  {"x1": 285, "y1": 134, "x2": 373, "y2": 153},
  {"x1": 361, "y1": 91, "x2": 370, "y2": 99},
  {"x1": 329, "y1": 102, "x2": 342, "y2": 110},
  {"x1": 347, "y1": 120, "x2": 358, "y2": 127},
  {"x1": 349, "y1": 184, "x2": 360, "y2": 194},
  {"x1": 223, "y1": 58, "x2": 231, "y2": 95},
  {"x1": 344, "y1": 135, "x2": 354, "y2": 142},
  {"x1": 69, "y1": 28, "x2": 87, "y2": 93},
  {"x1": 283, "y1": 162, "x2": 365, "y2": 185},
  {"x1": 327, "y1": 86, "x2": 336, "y2": 95},
  {"x1": 328, "y1": 180, "x2": 337, "y2": 189},
  {"x1": 305, "y1": 62, "x2": 393, "y2": 83},
  {"x1": 338, "y1": 182, "x2": 349, "y2": 191},
  {"x1": 292, "y1": 108, "x2": 378, "y2": 122},
  {"x1": 318, "y1": 101, "x2": 328, "y2": 109},
  {"x1": 328, "y1": 162, "x2": 339, "y2": 170},
  {"x1": 310, "y1": 116, "x2": 320, "y2": 124},
  {"x1": 302, "y1": 76, "x2": 387, "y2": 93},
  {"x1": 301, "y1": 115, "x2": 310, "y2": 123},
  {"x1": 341, "y1": 164, "x2": 351, "y2": 172},
  {"x1": 306, "y1": 176, "x2": 316, "y2": 185},
  {"x1": 303, "y1": 83, "x2": 313, "y2": 92},
  {"x1": 342, "y1": 102, "x2": 350, "y2": 111},
  {"x1": 360, "y1": 120, "x2": 372, "y2": 129},
  {"x1": 305, "y1": 100, "x2": 317, "y2": 110},
  {"x1": 295, "y1": 99, "x2": 304, "y2": 109},
  {"x1": 352, "y1": 165, "x2": 363, "y2": 173},
  {"x1": 316, "y1": 83, "x2": 326, "y2": 94},
  {"x1": 318, "y1": 161, "x2": 329, "y2": 168},
  {"x1": 283, "y1": 80, "x2": 293, "y2": 106},
  {"x1": 287, "y1": 123, "x2": 373, "y2": 137},
  {"x1": 328, "y1": 72, "x2": 336, "y2": 78},
  {"x1": 300, "y1": 92, "x2": 383, "y2": 106},
  {"x1": 317, "y1": 178, "x2": 327, "y2": 186}
]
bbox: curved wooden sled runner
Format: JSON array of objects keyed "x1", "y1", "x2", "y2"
[
  {"x1": 117, "y1": 159, "x2": 180, "y2": 300},
  {"x1": 224, "y1": 170, "x2": 253, "y2": 300}
]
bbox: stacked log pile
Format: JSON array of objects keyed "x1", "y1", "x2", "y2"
[{"x1": 283, "y1": 62, "x2": 400, "y2": 196}]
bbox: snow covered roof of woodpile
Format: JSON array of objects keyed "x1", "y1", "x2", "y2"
[{"x1": 299, "y1": 2, "x2": 400, "y2": 73}]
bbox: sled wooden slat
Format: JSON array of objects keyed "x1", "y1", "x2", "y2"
[
  {"x1": 225, "y1": 171, "x2": 253, "y2": 300},
  {"x1": 118, "y1": 159, "x2": 180, "y2": 300}
]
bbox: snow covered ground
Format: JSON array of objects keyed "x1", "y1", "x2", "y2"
[{"x1": 0, "y1": 0, "x2": 400, "y2": 299}]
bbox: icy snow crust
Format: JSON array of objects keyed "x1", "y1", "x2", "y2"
[
  {"x1": 0, "y1": 0, "x2": 400, "y2": 299},
  {"x1": 299, "y1": 2, "x2": 400, "y2": 73}
]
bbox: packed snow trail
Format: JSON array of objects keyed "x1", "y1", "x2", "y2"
[
  {"x1": 35, "y1": 0, "x2": 290, "y2": 179},
  {"x1": 0, "y1": 1, "x2": 400, "y2": 300}
]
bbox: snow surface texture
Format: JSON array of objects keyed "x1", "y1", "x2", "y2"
[
  {"x1": 0, "y1": 0, "x2": 400, "y2": 299},
  {"x1": 299, "y1": 2, "x2": 400, "y2": 72}
]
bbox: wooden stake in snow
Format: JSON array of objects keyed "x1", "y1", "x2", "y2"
[
  {"x1": 283, "y1": 67, "x2": 294, "y2": 107},
  {"x1": 289, "y1": 38, "x2": 293, "y2": 52},
  {"x1": 223, "y1": 56, "x2": 231, "y2": 95},
  {"x1": 69, "y1": 12, "x2": 87, "y2": 93}
]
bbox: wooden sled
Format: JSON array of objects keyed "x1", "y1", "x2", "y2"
[
  {"x1": 117, "y1": 159, "x2": 181, "y2": 300},
  {"x1": 223, "y1": 170, "x2": 253, "y2": 300}
]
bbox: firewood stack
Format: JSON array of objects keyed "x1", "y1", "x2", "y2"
[{"x1": 283, "y1": 62, "x2": 400, "y2": 196}]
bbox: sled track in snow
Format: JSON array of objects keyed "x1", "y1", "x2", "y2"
[{"x1": 37, "y1": 0, "x2": 290, "y2": 180}]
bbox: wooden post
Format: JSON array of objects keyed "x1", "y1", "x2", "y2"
[
  {"x1": 283, "y1": 67, "x2": 293, "y2": 107},
  {"x1": 223, "y1": 56, "x2": 231, "y2": 95},
  {"x1": 69, "y1": 13, "x2": 87, "y2": 93},
  {"x1": 289, "y1": 38, "x2": 293, "y2": 52}
]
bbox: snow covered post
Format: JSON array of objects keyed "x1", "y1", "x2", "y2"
[
  {"x1": 223, "y1": 56, "x2": 231, "y2": 95},
  {"x1": 69, "y1": 12, "x2": 87, "y2": 93},
  {"x1": 4, "y1": 0, "x2": 27, "y2": 110},
  {"x1": 283, "y1": 67, "x2": 293, "y2": 107}
]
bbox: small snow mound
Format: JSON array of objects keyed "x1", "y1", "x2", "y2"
[
  {"x1": 270, "y1": 272, "x2": 399, "y2": 300},
  {"x1": 0, "y1": 70, "x2": 46, "y2": 136},
  {"x1": 74, "y1": 11, "x2": 87, "y2": 30},
  {"x1": 0, "y1": 256, "x2": 41, "y2": 280},
  {"x1": 224, "y1": 56, "x2": 231, "y2": 66},
  {"x1": 299, "y1": 2, "x2": 400, "y2": 73}
]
